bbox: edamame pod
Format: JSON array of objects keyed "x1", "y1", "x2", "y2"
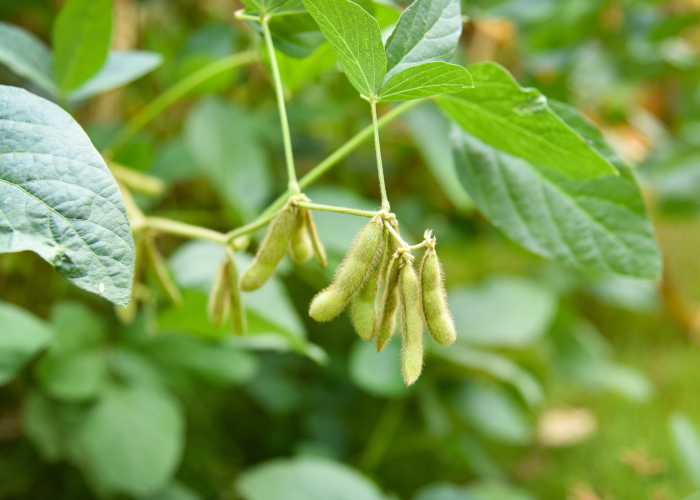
[
  {"x1": 420, "y1": 246, "x2": 456, "y2": 346},
  {"x1": 289, "y1": 207, "x2": 314, "y2": 264},
  {"x1": 226, "y1": 247, "x2": 246, "y2": 335},
  {"x1": 374, "y1": 235, "x2": 402, "y2": 352},
  {"x1": 399, "y1": 261, "x2": 424, "y2": 386},
  {"x1": 305, "y1": 209, "x2": 327, "y2": 268},
  {"x1": 208, "y1": 258, "x2": 231, "y2": 328},
  {"x1": 350, "y1": 235, "x2": 388, "y2": 340},
  {"x1": 239, "y1": 202, "x2": 296, "y2": 291}
]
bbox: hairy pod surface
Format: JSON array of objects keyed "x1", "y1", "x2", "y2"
[
  {"x1": 420, "y1": 246, "x2": 456, "y2": 346},
  {"x1": 305, "y1": 209, "x2": 327, "y2": 268},
  {"x1": 239, "y1": 202, "x2": 296, "y2": 291},
  {"x1": 399, "y1": 261, "x2": 424, "y2": 386},
  {"x1": 309, "y1": 214, "x2": 385, "y2": 322},
  {"x1": 226, "y1": 248, "x2": 246, "y2": 335},
  {"x1": 350, "y1": 235, "x2": 388, "y2": 340},
  {"x1": 208, "y1": 258, "x2": 231, "y2": 328},
  {"x1": 144, "y1": 235, "x2": 182, "y2": 305},
  {"x1": 374, "y1": 235, "x2": 402, "y2": 352},
  {"x1": 289, "y1": 207, "x2": 314, "y2": 264}
]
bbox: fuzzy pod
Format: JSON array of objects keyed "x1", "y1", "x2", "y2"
[
  {"x1": 374, "y1": 235, "x2": 402, "y2": 352},
  {"x1": 350, "y1": 236, "x2": 388, "y2": 340},
  {"x1": 208, "y1": 258, "x2": 231, "y2": 328},
  {"x1": 305, "y1": 209, "x2": 327, "y2": 268},
  {"x1": 225, "y1": 247, "x2": 246, "y2": 335},
  {"x1": 309, "y1": 214, "x2": 385, "y2": 322},
  {"x1": 289, "y1": 207, "x2": 314, "y2": 265},
  {"x1": 399, "y1": 261, "x2": 424, "y2": 386},
  {"x1": 420, "y1": 246, "x2": 456, "y2": 346},
  {"x1": 239, "y1": 202, "x2": 297, "y2": 291},
  {"x1": 144, "y1": 235, "x2": 182, "y2": 305}
]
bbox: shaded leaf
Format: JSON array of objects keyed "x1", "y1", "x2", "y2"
[
  {"x1": 348, "y1": 339, "x2": 406, "y2": 398},
  {"x1": 670, "y1": 414, "x2": 700, "y2": 490},
  {"x1": 0, "y1": 86, "x2": 135, "y2": 306},
  {"x1": 378, "y1": 62, "x2": 472, "y2": 102},
  {"x1": 0, "y1": 21, "x2": 56, "y2": 95},
  {"x1": 0, "y1": 301, "x2": 53, "y2": 385}
]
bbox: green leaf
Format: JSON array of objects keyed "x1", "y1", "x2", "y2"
[
  {"x1": 413, "y1": 483, "x2": 477, "y2": 500},
  {"x1": 145, "y1": 483, "x2": 203, "y2": 500},
  {"x1": 302, "y1": 0, "x2": 386, "y2": 97},
  {"x1": 52, "y1": 0, "x2": 113, "y2": 92},
  {"x1": 236, "y1": 457, "x2": 386, "y2": 500},
  {"x1": 448, "y1": 276, "x2": 557, "y2": 347},
  {"x1": 348, "y1": 339, "x2": 406, "y2": 398},
  {"x1": 23, "y1": 390, "x2": 85, "y2": 462},
  {"x1": 0, "y1": 21, "x2": 56, "y2": 95},
  {"x1": 450, "y1": 103, "x2": 662, "y2": 279},
  {"x1": 184, "y1": 97, "x2": 272, "y2": 221},
  {"x1": 669, "y1": 413, "x2": 700, "y2": 490},
  {"x1": 377, "y1": 62, "x2": 472, "y2": 102},
  {"x1": 438, "y1": 63, "x2": 618, "y2": 179},
  {"x1": 73, "y1": 383, "x2": 185, "y2": 496},
  {"x1": 68, "y1": 50, "x2": 163, "y2": 101},
  {"x1": 266, "y1": 13, "x2": 326, "y2": 59},
  {"x1": 384, "y1": 0, "x2": 462, "y2": 80},
  {"x1": 0, "y1": 301, "x2": 52, "y2": 385},
  {"x1": 0, "y1": 86, "x2": 135, "y2": 306}
]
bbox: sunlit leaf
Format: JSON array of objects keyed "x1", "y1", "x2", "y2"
[{"x1": 377, "y1": 62, "x2": 472, "y2": 102}]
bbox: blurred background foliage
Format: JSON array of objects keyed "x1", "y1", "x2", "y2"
[{"x1": 2, "y1": 0, "x2": 700, "y2": 499}]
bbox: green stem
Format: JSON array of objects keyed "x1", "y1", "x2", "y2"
[
  {"x1": 107, "y1": 50, "x2": 258, "y2": 156},
  {"x1": 262, "y1": 16, "x2": 300, "y2": 195},
  {"x1": 145, "y1": 217, "x2": 228, "y2": 243},
  {"x1": 295, "y1": 201, "x2": 376, "y2": 218},
  {"x1": 370, "y1": 97, "x2": 389, "y2": 211},
  {"x1": 383, "y1": 220, "x2": 408, "y2": 249},
  {"x1": 226, "y1": 211, "x2": 279, "y2": 242}
]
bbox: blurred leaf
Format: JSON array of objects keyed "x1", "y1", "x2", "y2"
[
  {"x1": 413, "y1": 483, "x2": 477, "y2": 500},
  {"x1": 303, "y1": 0, "x2": 386, "y2": 96},
  {"x1": 452, "y1": 382, "x2": 532, "y2": 445},
  {"x1": 265, "y1": 12, "x2": 326, "y2": 59},
  {"x1": 0, "y1": 86, "x2": 135, "y2": 306},
  {"x1": 584, "y1": 276, "x2": 658, "y2": 314},
  {"x1": 68, "y1": 50, "x2": 163, "y2": 101},
  {"x1": 184, "y1": 97, "x2": 272, "y2": 221},
  {"x1": 277, "y1": 43, "x2": 337, "y2": 93},
  {"x1": 465, "y1": 481, "x2": 536, "y2": 500},
  {"x1": 348, "y1": 338, "x2": 407, "y2": 398},
  {"x1": 669, "y1": 414, "x2": 700, "y2": 490},
  {"x1": 52, "y1": 0, "x2": 112, "y2": 92},
  {"x1": 0, "y1": 21, "x2": 56, "y2": 95},
  {"x1": 384, "y1": 0, "x2": 462, "y2": 80},
  {"x1": 73, "y1": 383, "x2": 184, "y2": 496},
  {"x1": 450, "y1": 105, "x2": 662, "y2": 279},
  {"x1": 438, "y1": 63, "x2": 618, "y2": 179},
  {"x1": 145, "y1": 482, "x2": 203, "y2": 500},
  {"x1": 236, "y1": 456, "x2": 386, "y2": 500},
  {"x1": 402, "y1": 103, "x2": 473, "y2": 212},
  {"x1": 378, "y1": 62, "x2": 472, "y2": 102},
  {"x1": 0, "y1": 301, "x2": 52, "y2": 386},
  {"x1": 449, "y1": 276, "x2": 557, "y2": 347},
  {"x1": 150, "y1": 138, "x2": 199, "y2": 183}
]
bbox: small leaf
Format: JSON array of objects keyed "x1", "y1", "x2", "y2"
[
  {"x1": 669, "y1": 413, "x2": 700, "y2": 490},
  {"x1": 450, "y1": 104, "x2": 662, "y2": 279},
  {"x1": 236, "y1": 457, "x2": 386, "y2": 500},
  {"x1": 302, "y1": 0, "x2": 386, "y2": 97},
  {"x1": 438, "y1": 63, "x2": 618, "y2": 179},
  {"x1": 0, "y1": 86, "x2": 136, "y2": 306},
  {"x1": 384, "y1": 0, "x2": 462, "y2": 80},
  {"x1": 68, "y1": 50, "x2": 164, "y2": 101},
  {"x1": 52, "y1": 0, "x2": 113, "y2": 92},
  {"x1": 0, "y1": 21, "x2": 56, "y2": 95},
  {"x1": 377, "y1": 62, "x2": 472, "y2": 102},
  {"x1": 0, "y1": 301, "x2": 53, "y2": 386}
]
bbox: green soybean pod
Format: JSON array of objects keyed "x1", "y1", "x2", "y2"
[
  {"x1": 309, "y1": 214, "x2": 385, "y2": 322},
  {"x1": 374, "y1": 236, "x2": 402, "y2": 352},
  {"x1": 420, "y1": 246, "x2": 456, "y2": 346},
  {"x1": 289, "y1": 207, "x2": 314, "y2": 265},
  {"x1": 208, "y1": 258, "x2": 231, "y2": 328},
  {"x1": 239, "y1": 202, "x2": 296, "y2": 291},
  {"x1": 305, "y1": 209, "x2": 327, "y2": 268},
  {"x1": 225, "y1": 247, "x2": 246, "y2": 335},
  {"x1": 399, "y1": 261, "x2": 424, "y2": 386},
  {"x1": 144, "y1": 234, "x2": 183, "y2": 305},
  {"x1": 350, "y1": 236, "x2": 388, "y2": 340}
]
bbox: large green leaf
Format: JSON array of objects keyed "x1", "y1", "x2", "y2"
[
  {"x1": 377, "y1": 62, "x2": 472, "y2": 102},
  {"x1": 0, "y1": 21, "x2": 56, "y2": 95},
  {"x1": 450, "y1": 102, "x2": 662, "y2": 279},
  {"x1": 0, "y1": 301, "x2": 53, "y2": 386},
  {"x1": 52, "y1": 0, "x2": 113, "y2": 92},
  {"x1": 236, "y1": 457, "x2": 386, "y2": 500},
  {"x1": 0, "y1": 86, "x2": 135, "y2": 306},
  {"x1": 384, "y1": 0, "x2": 462, "y2": 80},
  {"x1": 438, "y1": 63, "x2": 618, "y2": 179},
  {"x1": 68, "y1": 50, "x2": 163, "y2": 101},
  {"x1": 302, "y1": 0, "x2": 386, "y2": 97}
]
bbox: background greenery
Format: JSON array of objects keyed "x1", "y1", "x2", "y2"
[{"x1": 2, "y1": 0, "x2": 700, "y2": 499}]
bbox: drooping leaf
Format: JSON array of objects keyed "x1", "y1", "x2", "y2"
[
  {"x1": 302, "y1": 0, "x2": 386, "y2": 97},
  {"x1": 450, "y1": 102, "x2": 662, "y2": 279},
  {"x1": 0, "y1": 21, "x2": 56, "y2": 95},
  {"x1": 438, "y1": 63, "x2": 618, "y2": 179},
  {"x1": 0, "y1": 301, "x2": 53, "y2": 386},
  {"x1": 377, "y1": 62, "x2": 472, "y2": 102},
  {"x1": 236, "y1": 457, "x2": 386, "y2": 500},
  {"x1": 52, "y1": 0, "x2": 113, "y2": 92},
  {"x1": 68, "y1": 50, "x2": 164, "y2": 101},
  {"x1": 0, "y1": 85, "x2": 135, "y2": 306},
  {"x1": 384, "y1": 0, "x2": 462, "y2": 80}
]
